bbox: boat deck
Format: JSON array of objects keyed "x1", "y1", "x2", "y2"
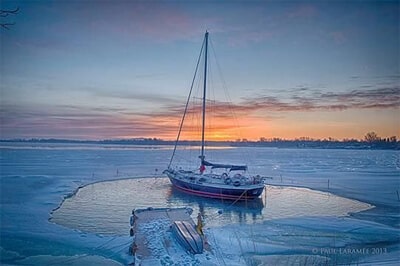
[
  {"x1": 173, "y1": 170, "x2": 265, "y2": 189},
  {"x1": 130, "y1": 207, "x2": 198, "y2": 264}
]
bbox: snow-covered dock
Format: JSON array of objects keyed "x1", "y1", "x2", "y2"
[{"x1": 129, "y1": 207, "x2": 206, "y2": 265}]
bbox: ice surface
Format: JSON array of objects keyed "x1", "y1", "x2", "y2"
[
  {"x1": 51, "y1": 178, "x2": 372, "y2": 235},
  {"x1": 209, "y1": 216, "x2": 400, "y2": 265},
  {"x1": 1, "y1": 143, "x2": 399, "y2": 265}
]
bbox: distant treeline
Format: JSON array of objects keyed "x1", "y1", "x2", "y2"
[{"x1": 1, "y1": 134, "x2": 399, "y2": 150}]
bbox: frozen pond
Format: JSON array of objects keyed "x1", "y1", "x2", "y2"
[
  {"x1": 51, "y1": 177, "x2": 373, "y2": 235},
  {"x1": 1, "y1": 143, "x2": 399, "y2": 265}
]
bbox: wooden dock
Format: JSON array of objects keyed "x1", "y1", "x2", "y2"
[{"x1": 129, "y1": 207, "x2": 199, "y2": 265}]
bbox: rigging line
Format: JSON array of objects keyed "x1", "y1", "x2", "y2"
[
  {"x1": 209, "y1": 38, "x2": 253, "y2": 172},
  {"x1": 168, "y1": 36, "x2": 205, "y2": 169},
  {"x1": 207, "y1": 48, "x2": 216, "y2": 150},
  {"x1": 210, "y1": 41, "x2": 240, "y2": 134}
]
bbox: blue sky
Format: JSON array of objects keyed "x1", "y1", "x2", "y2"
[{"x1": 1, "y1": 0, "x2": 399, "y2": 140}]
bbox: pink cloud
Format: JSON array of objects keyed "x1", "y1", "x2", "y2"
[
  {"x1": 120, "y1": 2, "x2": 208, "y2": 42},
  {"x1": 2, "y1": 85, "x2": 398, "y2": 140},
  {"x1": 226, "y1": 30, "x2": 275, "y2": 47}
]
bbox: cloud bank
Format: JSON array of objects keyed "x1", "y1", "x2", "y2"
[{"x1": 1, "y1": 85, "x2": 398, "y2": 140}]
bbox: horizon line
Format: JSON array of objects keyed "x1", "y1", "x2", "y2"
[{"x1": 0, "y1": 135, "x2": 398, "y2": 143}]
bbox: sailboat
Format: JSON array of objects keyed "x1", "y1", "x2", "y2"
[{"x1": 164, "y1": 31, "x2": 265, "y2": 200}]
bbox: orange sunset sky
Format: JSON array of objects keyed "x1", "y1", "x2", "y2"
[{"x1": 1, "y1": 1, "x2": 399, "y2": 141}]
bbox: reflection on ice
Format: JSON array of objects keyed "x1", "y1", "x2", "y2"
[{"x1": 50, "y1": 177, "x2": 373, "y2": 235}]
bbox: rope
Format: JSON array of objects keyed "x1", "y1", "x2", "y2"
[
  {"x1": 43, "y1": 237, "x2": 132, "y2": 265},
  {"x1": 207, "y1": 229, "x2": 227, "y2": 266},
  {"x1": 206, "y1": 188, "x2": 251, "y2": 221}
]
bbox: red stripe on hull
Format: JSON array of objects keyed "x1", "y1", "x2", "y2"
[{"x1": 172, "y1": 183, "x2": 259, "y2": 201}]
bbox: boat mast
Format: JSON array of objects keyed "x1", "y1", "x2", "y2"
[{"x1": 200, "y1": 31, "x2": 208, "y2": 163}]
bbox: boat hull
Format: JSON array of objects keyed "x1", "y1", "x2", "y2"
[{"x1": 167, "y1": 173, "x2": 264, "y2": 200}]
